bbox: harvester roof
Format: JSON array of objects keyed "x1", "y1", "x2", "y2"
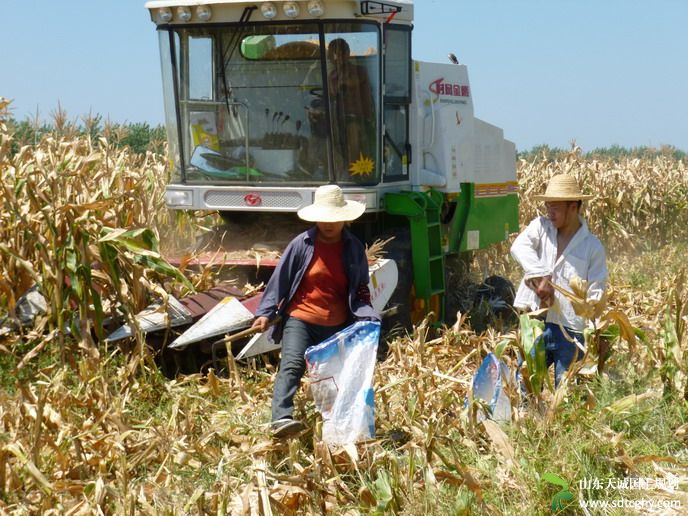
[
  {"x1": 145, "y1": 0, "x2": 414, "y2": 23},
  {"x1": 145, "y1": 0, "x2": 413, "y2": 7}
]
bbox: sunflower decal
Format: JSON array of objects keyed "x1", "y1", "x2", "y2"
[{"x1": 348, "y1": 153, "x2": 375, "y2": 176}]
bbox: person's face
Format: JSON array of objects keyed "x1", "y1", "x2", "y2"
[
  {"x1": 545, "y1": 201, "x2": 578, "y2": 229},
  {"x1": 328, "y1": 47, "x2": 346, "y2": 66},
  {"x1": 316, "y1": 221, "x2": 345, "y2": 242}
]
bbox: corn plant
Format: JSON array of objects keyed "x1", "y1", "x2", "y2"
[
  {"x1": 0, "y1": 98, "x2": 191, "y2": 364},
  {"x1": 655, "y1": 270, "x2": 687, "y2": 398},
  {"x1": 515, "y1": 314, "x2": 548, "y2": 397},
  {"x1": 519, "y1": 145, "x2": 688, "y2": 252},
  {"x1": 2, "y1": 98, "x2": 688, "y2": 513}
]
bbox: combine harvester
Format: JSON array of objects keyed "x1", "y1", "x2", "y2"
[{"x1": 108, "y1": 0, "x2": 519, "y2": 369}]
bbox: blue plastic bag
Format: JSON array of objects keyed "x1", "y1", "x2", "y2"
[
  {"x1": 305, "y1": 321, "x2": 380, "y2": 444},
  {"x1": 470, "y1": 352, "x2": 512, "y2": 422}
]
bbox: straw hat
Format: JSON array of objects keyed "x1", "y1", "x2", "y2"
[
  {"x1": 297, "y1": 185, "x2": 366, "y2": 222},
  {"x1": 533, "y1": 174, "x2": 594, "y2": 202}
]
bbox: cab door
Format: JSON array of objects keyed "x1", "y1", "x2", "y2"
[{"x1": 382, "y1": 25, "x2": 411, "y2": 182}]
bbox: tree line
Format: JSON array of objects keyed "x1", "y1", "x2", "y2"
[
  {"x1": 518, "y1": 143, "x2": 686, "y2": 161},
  {"x1": 7, "y1": 112, "x2": 685, "y2": 161},
  {"x1": 7, "y1": 111, "x2": 166, "y2": 155}
]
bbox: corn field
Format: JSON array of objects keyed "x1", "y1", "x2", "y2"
[
  {"x1": 518, "y1": 147, "x2": 688, "y2": 251},
  {"x1": 1, "y1": 98, "x2": 687, "y2": 514}
]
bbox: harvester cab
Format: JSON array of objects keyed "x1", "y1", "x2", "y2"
[{"x1": 145, "y1": 0, "x2": 518, "y2": 334}]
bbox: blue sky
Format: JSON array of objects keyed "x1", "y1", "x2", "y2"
[{"x1": 2, "y1": 0, "x2": 686, "y2": 151}]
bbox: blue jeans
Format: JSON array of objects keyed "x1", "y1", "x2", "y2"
[
  {"x1": 272, "y1": 316, "x2": 347, "y2": 422},
  {"x1": 520, "y1": 322, "x2": 585, "y2": 389}
]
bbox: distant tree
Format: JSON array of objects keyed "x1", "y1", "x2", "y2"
[
  {"x1": 117, "y1": 122, "x2": 167, "y2": 154},
  {"x1": 586, "y1": 144, "x2": 686, "y2": 161},
  {"x1": 7, "y1": 118, "x2": 53, "y2": 153},
  {"x1": 518, "y1": 144, "x2": 567, "y2": 161}
]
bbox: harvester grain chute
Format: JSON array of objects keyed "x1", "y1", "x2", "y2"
[{"x1": 133, "y1": 0, "x2": 519, "y2": 363}]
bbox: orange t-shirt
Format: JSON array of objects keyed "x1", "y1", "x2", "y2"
[{"x1": 287, "y1": 239, "x2": 349, "y2": 326}]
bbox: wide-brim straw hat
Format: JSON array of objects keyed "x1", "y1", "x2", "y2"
[
  {"x1": 297, "y1": 184, "x2": 366, "y2": 222},
  {"x1": 533, "y1": 174, "x2": 594, "y2": 202}
]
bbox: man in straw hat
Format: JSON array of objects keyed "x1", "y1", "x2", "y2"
[
  {"x1": 252, "y1": 185, "x2": 380, "y2": 438},
  {"x1": 511, "y1": 174, "x2": 608, "y2": 387}
]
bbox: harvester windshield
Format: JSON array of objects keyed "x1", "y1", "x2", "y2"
[{"x1": 158, "y1": 22, "x2": 380, "y2": 186}]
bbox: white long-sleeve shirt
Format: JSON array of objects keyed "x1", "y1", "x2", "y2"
[{"x1": 510, "y1": 216, "x2": 608, "y2": 332}]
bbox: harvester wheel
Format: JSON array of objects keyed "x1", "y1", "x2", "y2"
[{"x1": 471, "y1": 275, "x2": 516, "y2": 332}]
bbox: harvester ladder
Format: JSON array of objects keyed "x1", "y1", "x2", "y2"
[{"x1": 384, "y1": 189, "x2": 445, "y2": 322}]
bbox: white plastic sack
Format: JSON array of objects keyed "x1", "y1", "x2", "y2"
[{"x1": 305, "y1": 321, "x2": 380, "y2": 445}]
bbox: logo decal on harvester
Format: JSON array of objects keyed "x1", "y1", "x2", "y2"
[
  {"x1": 429, "y1": 77, "x2": 470, "y2": 98},
  {"x1": 244, "y1": 193, "x2": 262, "y2": 206},
  {"x1": 349, "y1": 154, "x2": 375, "y2": 177}
]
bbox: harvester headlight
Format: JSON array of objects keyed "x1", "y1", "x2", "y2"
[
  {"x1": 165, "y1": 190, "x2": 193, "y2": 207},
  {"x1": 260, "y1": 2, "x2": 278, "y2": 19},
  {"x1": 158, "y1": 7, "x2": 173, "y2": 23},
  {"x1": 196, "y1": 5, "x2": 212, "y2": 21},
  {"x1": 344, "y1": 192, "x2": 377, "y2": 209},
  {"x1": 176, "y1": 6, "x2": 192, "y2": 22},
  {"x1": 283, "y1": 2, "x2": 300, "y2": 18},
  {"x1": 307, "y1": 0, "x2": 325, "y2": 17}
]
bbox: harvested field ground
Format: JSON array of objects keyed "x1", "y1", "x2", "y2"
[{"x1": 1, "y1": 101, "x2": 687, "y2": 514}]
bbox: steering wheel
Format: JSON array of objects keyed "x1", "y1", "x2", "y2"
[{"x1": 200, "y1": 151, "x2": 239, "y2": 170}]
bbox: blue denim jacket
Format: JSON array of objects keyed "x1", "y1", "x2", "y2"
[{"x1": 255, "y1": 226, "x2": 380, "y2": 342}]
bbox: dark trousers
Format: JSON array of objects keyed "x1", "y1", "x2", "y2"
[
  {"x1": 272, "y1": 316, "x2": 347, "y2": 422},
  {"x1": 542, "y1": 323, "x2": 585, "y2": 387}
]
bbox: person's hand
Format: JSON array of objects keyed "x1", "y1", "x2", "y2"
[
  {"x1": 526, "y1": 276, "x2": 554, "y2": 307},
  {"x1": 525, "y1": 276, "x2": 543, "y2": 291},
  {"x1": 536, "y1": 276, "x2": 554, "y2": 307},
  {"x1": 251, "y1": 316, "x2": 269, "y2": 332}
]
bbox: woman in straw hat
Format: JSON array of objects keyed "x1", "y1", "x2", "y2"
[
  {"x1": 511, "y1": 174, "x2": 608, "y2": 387},
  {"x1": 252, "y1": 185, "x2": 380, "y2": 438}
]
